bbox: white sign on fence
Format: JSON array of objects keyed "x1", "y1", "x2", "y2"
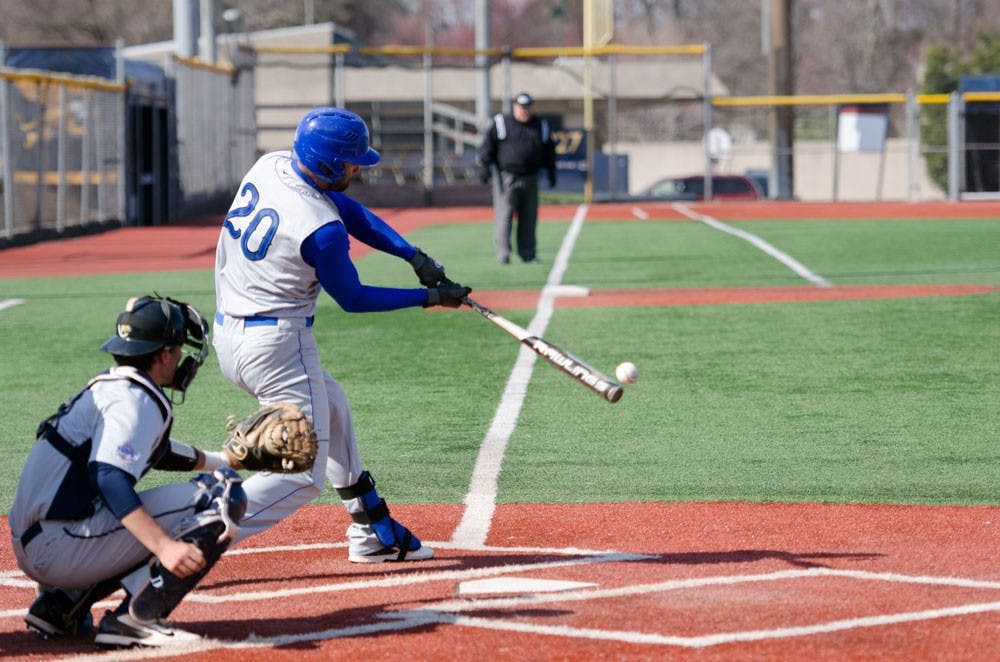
[{"x1": 837, "y1": 104, "x2": 889, "y2": 153}]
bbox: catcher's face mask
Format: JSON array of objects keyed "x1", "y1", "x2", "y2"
[
  {"x1": 169, "y1": 296, "x2": 210, "y2": 396},
  {"x1": 101, "y1": 295, "x2": 210, "y2": 399}
]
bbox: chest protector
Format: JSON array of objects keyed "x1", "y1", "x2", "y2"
[{"x1": 36, "y1": 369, "x2": 172, "y2": 521}]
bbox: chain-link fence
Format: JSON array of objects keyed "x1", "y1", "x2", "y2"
[
  {"x1": 712, "y1": 92, "x2": 1000, "y2": 202},
  {"x1": 1, "y1": 69, "x2": 125, "y2": 242},
  {"x1": 249, "y1": 43, "x2": 715, "y2": 205},
  {"x1": 4, "y1": 37, "x2": 997, "y2": 248},
  {"x1": 248, "y1": 40, "x2": 1000, "y2": 204},
  {"x1": 0, "y1": 52, "x2": 257, "y2": 246}
]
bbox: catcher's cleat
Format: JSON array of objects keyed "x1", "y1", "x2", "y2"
[
  {"x1": 25, "y1": 589, "x2": 94, "y2": 637},
  {"x1": 349, "y1": 543, "x2": 435, "y2": 563},
  {"x1": 94, "y1": 611, "x2": 201, "y2": 648}
]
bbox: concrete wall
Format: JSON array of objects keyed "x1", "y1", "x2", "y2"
[{"x1": 616, "y1": 138, "x2": 946, "y2": 202}]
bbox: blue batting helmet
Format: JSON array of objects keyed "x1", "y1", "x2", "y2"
[{"x1": 292, "y1": 107, "x2": 380, "y2": 186}]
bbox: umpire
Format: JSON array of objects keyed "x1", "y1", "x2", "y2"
[{"x1": 477, "y1": 92, "x2": 557, "y2": 264}]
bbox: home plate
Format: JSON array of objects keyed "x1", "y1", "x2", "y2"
[
  {"x1": 543, "y1": 285, "x2": 590, "y2": 297},
  {"x1": 458, "y1": 577, "x2": 596, "y2": 595}
]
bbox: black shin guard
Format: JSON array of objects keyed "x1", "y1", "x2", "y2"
[
  {"x1": 130, "y1": 519, "x2": 229, "y2": 622},
  {"x1": 130, "y1": 469, "x2": 245, "y2": 623}
]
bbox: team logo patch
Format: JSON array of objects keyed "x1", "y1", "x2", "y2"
[
  {"x1": 116, "y1": 443, "x2": 140, "y2": 463},
  {"x1": 117, "y1": 322, "x2": 132, "y2": 338}
]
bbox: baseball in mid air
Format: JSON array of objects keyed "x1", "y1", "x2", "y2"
[{"x1": 615, "y1": 361, "x2": 639, "y2": 384}]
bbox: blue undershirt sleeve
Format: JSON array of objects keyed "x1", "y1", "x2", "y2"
[
  {"x1": 89, "y1": 461, "x2": 142, "y2": 521},
  {"x1": 325, "y1": 191, "x2": 416, "y2": 261},
  {"x1": 302, "y1": 222, "x2": 429, "y2": 312}
]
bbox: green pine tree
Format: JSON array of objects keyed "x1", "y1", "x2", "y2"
[{"x1": 920, "y1": 32, "x2": 1000, "y2": 191}]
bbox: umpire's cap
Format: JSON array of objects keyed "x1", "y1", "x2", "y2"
[
  {"x1": 514, "y1": 92, "x2": 534, "y2": 107},
  {"x1": 100, "y1": 296, "x2": 187, "y2": 356}
]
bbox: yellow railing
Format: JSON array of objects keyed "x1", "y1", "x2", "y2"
[
  {"x1": 171, "y1": 53, "x2": 237, "y2": 75},
  {"x1": 254, "y1": 43, "x2": 707, "y2": 58},
  {"x1": 713, "y1": 92, "x2": 1000, "y2": 107},
  {"x1": 0, "y1": 68, "x2": 127, "y2": 92},
  {"x1": 13, "y1": 171, "x2": 118, "y2": 186}
]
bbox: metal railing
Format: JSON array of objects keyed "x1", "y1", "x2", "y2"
[
  {"x1": 250, "y1": 42, "x2": 715, "y2": 201},
  {"x1": 4, "y1": 37, "x2": 996, "y2": 245},
  {"x1": 712, "y1": 91, "x2": 1000, "y2": 201},
  {"x1": 250, "y1": 42, "x2": 1000, "y2": 203}
]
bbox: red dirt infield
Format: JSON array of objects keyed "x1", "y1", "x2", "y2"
[
  {"x1": 2, "y1": 503, "x2": 998, "y2": 659},
  {"x1": 1, "y1": 201, "x2": 998, "y2": 658}
]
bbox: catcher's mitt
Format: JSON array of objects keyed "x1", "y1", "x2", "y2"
[{"x1": 222, "y1": 402, "x2": 318, "y2": 473}]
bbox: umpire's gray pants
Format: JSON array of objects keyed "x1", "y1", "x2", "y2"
[{"x1": 492, "y1": 171, "x2": 539, "y2": 262}]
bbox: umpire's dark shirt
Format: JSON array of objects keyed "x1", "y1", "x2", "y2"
[{"x1": 478, "y1": 114, "x2": 556, "y2": 178}]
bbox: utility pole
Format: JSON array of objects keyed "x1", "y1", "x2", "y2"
[{"x1": 769, "y1": 0, "x2": 794, "y2": 199}]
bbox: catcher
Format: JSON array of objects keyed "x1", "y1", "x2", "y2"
[{"x1": 11, "y1": 295, "x2": 248, "y2": 648}]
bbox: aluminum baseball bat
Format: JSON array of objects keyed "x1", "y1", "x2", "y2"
[{"x1": 463, "y1": 296, "x2": 623, "y2": 403}]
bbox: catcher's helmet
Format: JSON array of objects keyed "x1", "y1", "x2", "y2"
[
  {"x1": 292, "y1": 107, "x2": 380, "y2": 187},
  {"x1": 100, "y1": 295, "x2": 210, "y2": 393}
]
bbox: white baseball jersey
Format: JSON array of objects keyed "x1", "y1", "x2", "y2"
[
  {"x1": 213, "y1": 150, "x2": 419, "y2": 555},
  {"x1": 214, "y1": 150, "x2": 366, "y2": 547},
  {"x1": 215, "y1": 150, "x2": 342, "y2": 320}
]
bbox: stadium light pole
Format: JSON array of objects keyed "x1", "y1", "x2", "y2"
[
  {"x1": 768, "y1": 0, "x2": 795, "y2": 199},
  {"x1": 474, "y1": 0, "x2": 491, "y2": 129},
  {"x1": 582, "y1": 0, "x2": 612, "y2": 204},
  {"x1": 172, "y1": 0, "x2": 197, "y2": 57},
  {"x1": 423, "y1": 22, "x2": 435, "y2": 192},
  {"x1": 200, "y1": 0, "x2": 217, "y2": 63}
]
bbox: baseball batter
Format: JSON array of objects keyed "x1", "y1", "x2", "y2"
[
  {"x1": 214, "y1": 107, "x2": 470, "y2": 562},
  {"x1": 10, "y1": 296, "x2": 246, "y2": 648}
]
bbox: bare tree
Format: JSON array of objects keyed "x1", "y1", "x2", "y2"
[
  {"x1": 0, "y1": 0, "x2": 173, "y2": 46},
  {"x1": 224, "y1": 0, "x2": 413, "y2": 44},
  {"x1": 2, "y1": 0, "x2": 995, "y2": 99}
]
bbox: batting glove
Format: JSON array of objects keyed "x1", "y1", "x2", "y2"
[
  {"x1": 409, "y1": 248, "x2": 447, "y2": 287},
  {"x1": 425, "y1": 280, "x2": 472, "y2": 308}
]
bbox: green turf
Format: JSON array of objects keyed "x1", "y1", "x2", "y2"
[
  {"x1": 1, "y1": 214, "x2": 997, "y2": 511},
  {"x1": 502, "y1": 296, "x2": 1000, "y2": 504},
  {"x1": 733, "y1": 219, "x2": 1000, "y2": 285}
]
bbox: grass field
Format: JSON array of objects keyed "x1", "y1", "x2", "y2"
[{"x1": 0, "y1": 210, "x2": 997, "y2": 511}]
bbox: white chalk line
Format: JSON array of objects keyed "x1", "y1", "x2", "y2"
[
  {"x1": 16, "y1": 560, "x2": 995, "y2": 658},
  {"x1": 0, "y1": 549, "x2": 650, "y2": 620},
  {"x1": 672, "y1": 203, "x2": 833, "y2": 287},
  {"x1": 451, "y1": 204, "x2": 590, "y2": 548},
  {"x1": 396, "y1": 599, "x2": 1000, "y2": 648},
  {"x1": 0, "y1": 298, "x2": 26, "y2": 311}
]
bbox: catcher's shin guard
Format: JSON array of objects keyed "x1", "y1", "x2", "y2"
[
  {"x1": 129, "y1": 469, "x2": 246, "y2": 623},
  {"x1": 191, "y1": 467, "x2": 248, "y2": 538},
  {"x1": 337, "y1": 471, "x2": 423, "y2": 558}
]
